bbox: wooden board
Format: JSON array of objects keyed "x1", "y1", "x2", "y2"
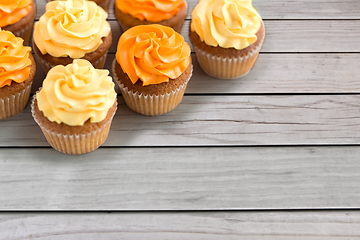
[
  {"x1": 101, "y1": 20, "x2": 360, "y2": 53},
  {"x1": 2, "y1": 95, "x2": 360, "y2": 147},
  {"x1": 2, "y1": 0, "x2": 360, "y2": 237},
  {"x1": 32, "y1": 53, "x2": 360, "y2": 94},
  {"x1": 1, "y1": 147, "x2": 360, "y2": 210},
  {"x1": 1, "y1": 211, "x2": 360, "y2": 239}
]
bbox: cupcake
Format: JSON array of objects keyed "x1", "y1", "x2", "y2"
[
  {"x1": 33, "y1": 0, "x2": 112, "y2": 73},
  {"x1": 190, "y1": 0, "x2": 265, "y2": 79},
  {"x1": 47, "y1": 0, "x2": 111, "y2": 12},
  {"x1": 114, "y1": 0, "x2": 187, "y2": 32},
  {"x1": 112, "y1": 24, "x2": 192, "y2": 116},
  {"x1": 0, "y1": 30, "x2": 36, "y2": 120},
  {"x1": 0, "y1": 0, "x2": 36, "y2": 46},
  {"x1": 31, "y1": 59, "x2": 117, "y2": 155}
]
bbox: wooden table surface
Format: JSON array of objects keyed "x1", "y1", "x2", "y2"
[{"x1": 2, "y1": 0, "x2": 360, "y2": 238}]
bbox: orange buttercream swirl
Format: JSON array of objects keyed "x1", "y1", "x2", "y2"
[
  {"x1": 0, "y1": 0, "x2": 32, "y2": 27},
  {"x1": 115, "y1": 0, "x2": 185, "y2": 22},
  {"x1": 116, "y1": 24, "x2": 191, "y2": 86},
  {"x1": 0, "y1": 30, "x2": 31, "y2": 88}
]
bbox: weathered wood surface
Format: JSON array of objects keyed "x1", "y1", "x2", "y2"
[
  {"x1": 2, "y1": 95, "x2": 360, "y2": 147},
  {"x1": 106, "y1": 20, "x2": 360, "y2": 53},
  {"x1": 35, "y1": 0, "x2": 360, "y2": 20},
  {"x1": 2, "y1": 0, "x2": 360, "y2": 237},
  {"x1": 1, "y1": 147, "x2": 360, "y2": 210},
  {"x1": 2, "y1": 211, "x2": 360, "y2": 239},
  {"x1": 32, "y1": 53, "x2": 360, "y2": 94}
]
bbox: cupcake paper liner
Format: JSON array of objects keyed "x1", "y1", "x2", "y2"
[
  {"x1": 12, "y1": 20, "x2": 34, "y2": 46},
  {"x1": 31, "y1": 93, "x2": 117, "y2": 155},
  {"x1": 194, "y1": 28, "x2": 265, "y2": 79},
  {"x1": 112, "y1": 59, "x2": 192, "y2": 116},
  {"x1": 92, "y1": 51, "x2": 108, "y2": 69},
  {"x1": 0, "y1": 83, "x2": 32, "y2": 120},
  {"x1": 37, "y1": 51, "x2": 108, "y2": 73}
]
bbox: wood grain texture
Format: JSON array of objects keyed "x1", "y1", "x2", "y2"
[
  {"x1": 2, "y1": 95, "x2": 360, "y2": 147},
  {"x1": 1, "y1": 211, "x2": 360, "y2": 239},
  {"x1": 1, "y1": 147, "x2": 360, "y2": 210},
  {"x1": 35, "y1": 0, "x2": 360, "y2": 20},
  {"x1": 31, "y1": 53, "x2": 360, "y2": 94},
  {"x1": 103, "y1": 20, "x2": 360, "y2": 54}
]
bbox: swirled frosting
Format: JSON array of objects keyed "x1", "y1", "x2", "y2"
[
  {"x1": 0, "y1": 0, "x2": 32, "y2": 27},
  {"x1": 36, "y1": 59, "x2": 117, "y2": 126},
  {"x1": 115, "y1": 0, "x2": 185, "y2": 22},
  {"x1": 191, "y1": 0, "x2": 262, "y2": 50},
  {"x1": 0, "y1": 30, "x2": 31, "y2": 88},
  {"x1": 33, "y1": 0, "x2": 110, "y2": 58},
  {"x1": 116, "y1": 24, "x2": 191, "y2": 86}
]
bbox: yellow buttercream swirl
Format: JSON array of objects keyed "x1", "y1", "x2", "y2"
[
  {"x1": 0, "y1": 30, "x2": 31, "y2": 88},
  {"x1": 115, "y1": 0, "x2": 185, "y2": 22},
  {"x1": 36, "y1": 59, "x2": 117, "y2": 126},
  {"x1": 33, "y1": 0, "x2": 110, "y2": 58},
  {"x1": 0, "y1": 0, "x2": 31, "y2": 27},
  {"x1": 116, "y1": 24, "x2": 191, "y2": 86},
  {"x1": 191, "y1": 0, "x2": 262, "y2": 49}
]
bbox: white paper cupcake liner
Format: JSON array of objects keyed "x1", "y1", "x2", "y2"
[
  {"x1": 112, "y1": 59, "x2": 192, "y2": 116},
  {"x1": 12, "y1": 20, "x2": 34, "y2": 46},
  {"x1": 92, "y1": 51, "x2": 108, "y2": 69},
  {"x1": 194, "y1": 27, "x2": 265, "y2": 79},
  {"x1": 37, "y1": 51, "x2": 108, "y2": 73},
  {"x1": 0, "y1": 83, "x2": 32, "y2": 120},
  {"x1": 31, "y1": 93, "x2": 117, "y2": 155}
]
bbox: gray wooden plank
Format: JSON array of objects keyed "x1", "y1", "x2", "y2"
[
  {"x1": 1, "y1": 147, "x2": 360, "y2": 210},
  {"x1": 32, "y1": 53, "x2": 360, "y2": 94},
  {"x1": 35, "y1": 0, "x2": 360, "y2": 20},
  {"x1": 107, "y1": 20, "x2": 360, "y2": 54},
  {"x1": 30, "y1": 19, "x2": 360, "y2": 93},
  {"x1": 1, "y1": 211, "x2": 360, "y2": 239},
  {"x1": 2, "y1": 95, "x2": 360, "y2": 147}
]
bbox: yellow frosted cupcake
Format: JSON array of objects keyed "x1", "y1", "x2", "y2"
[
  {"x1": 114, "y1": 0, "x2": 187, "y2": 32},
  {"x1": 33, "y1": 0, "x2": 112, "y2": 73},
  {"x1": 0, "y1": 30, "x2": 36, "y2": 120},
  {"x1": 0, "y1": 0, "x2": 36, "y2": 46},
  {"x1": 31, "y1": 59, "x2": 117, "y2": 155},
  {"x1": 112, "y1": 24, "x2": 192, "y2": 116},
  {"x1": 190, "y1": 0, "x2": 265, "y2": 79}
]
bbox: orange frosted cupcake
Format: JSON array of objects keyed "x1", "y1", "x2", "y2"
[
  {"x1": 33, "y1": 0, "x2": 112, "y2": 73},
  {"x1": 112, "y1": 24, "x2": 192, "y2": 116},
  {"x1": 47, "y1": 0, "x2": 111, "y2": 12},
  {"x1": 190, "y1": 0, "x2": 265, "y2": 79},
  {"x1": 31, "y1": 59, "x2": 117, "y2": 155},
  {"x1": 0, "y1": 0, "x2": 36, "y2": 46},
  {"x1": 114, "y1": 0, "x2": 187, "y2": 32},
  {"x1": 0, "y1": 30, "x2": 36, "y2": 120}
]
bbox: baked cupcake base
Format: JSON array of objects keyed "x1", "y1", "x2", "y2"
[
  {"x1": 114, "y1": 1, "x2": 188, "y2": 32},
  {"x1": 190, "y1": 21, "x2": 265, "y2": 79},
  {"x1": 33, "y1": 31, "x2": 112, "y2": 73},
  {"x1": 2, "y1": 0, "x2": 36, "y2": 46},
  {"x1": 31, "y1": 95, "x2": 117, "y2": 155},
  {"x1": 0, "y1": 54, "x2": 36, "y2": 120},
  {"x1": 112, "y1": 58, "x2": 192, "y2": 116}
]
